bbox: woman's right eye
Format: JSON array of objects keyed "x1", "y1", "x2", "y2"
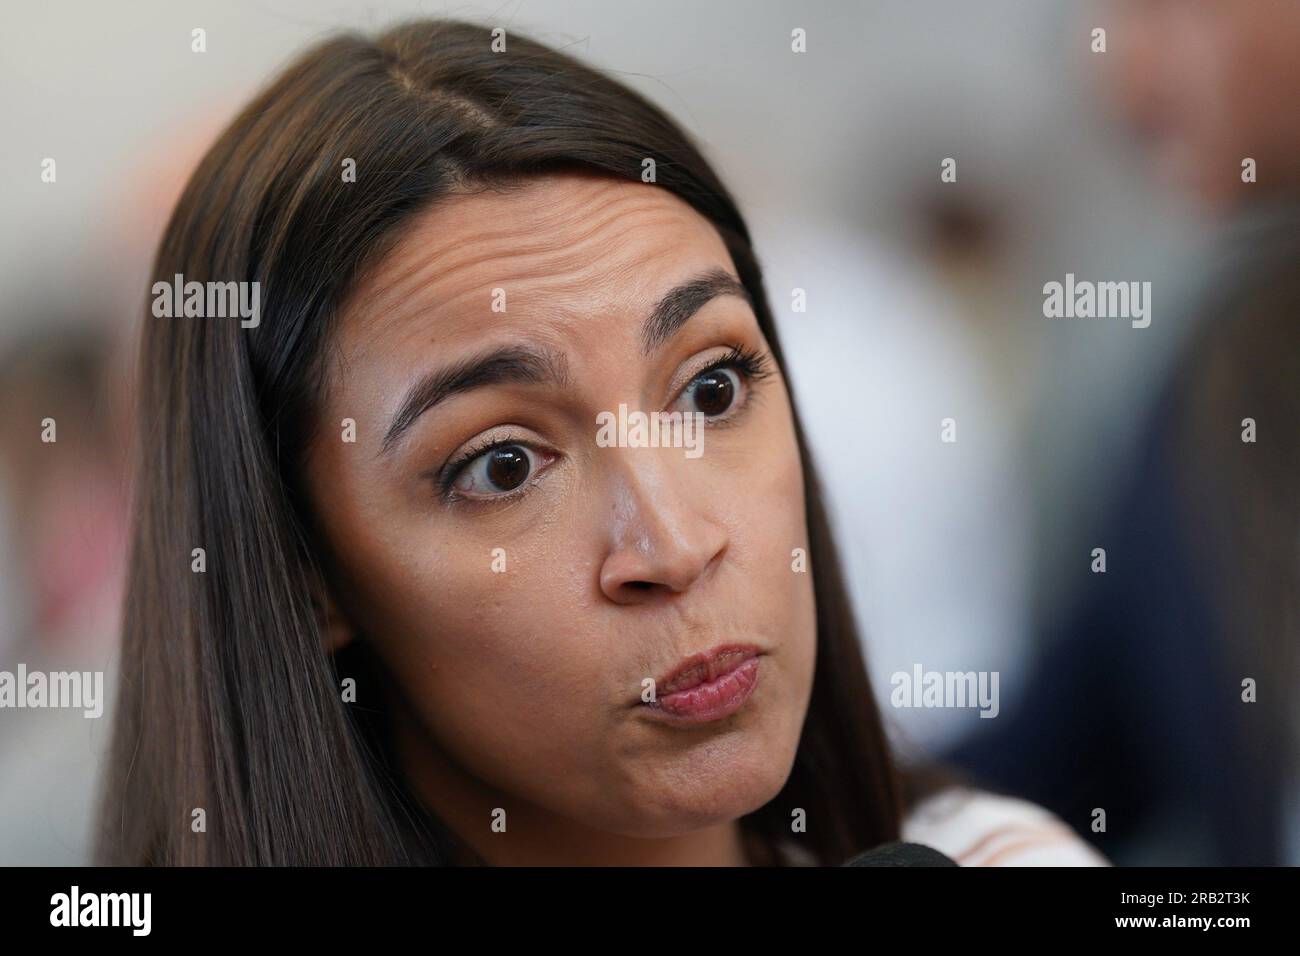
[{"x1": 450, "y1": 443, "x2": 542, "y2": 498}]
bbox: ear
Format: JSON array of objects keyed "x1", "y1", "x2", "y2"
[{"x1": 310, "y1": 576, "x2": 356, "y2": 654}]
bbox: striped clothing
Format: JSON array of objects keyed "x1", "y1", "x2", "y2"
[{"x1": 901, "y1": 787, "x2": 1109, "y2": 866}]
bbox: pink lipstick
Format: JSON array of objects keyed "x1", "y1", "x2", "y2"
[{"x1": 642, "y1": 644, "x2": 762, "y2": 725}]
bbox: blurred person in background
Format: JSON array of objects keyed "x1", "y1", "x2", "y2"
[
  {"x1": 0, "y1": 332, "x2": 128, "y2": 658},
  {"x1": 0, "y1": 329, "x2": 128, "y2": 863},
  {"x1": 946, "y1": 0, "x2": 1300, "y2": 864},
  {"x1": 0, "y1": 102, "x2": 211, "y2": 866}
]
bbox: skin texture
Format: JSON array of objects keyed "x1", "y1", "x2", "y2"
[
  {"x1": 1097, "y1": 0, "x2": 1300, "y2": 209},
  {"x1": 301, "y1": 171, "x2": 817, "y2": 865}
]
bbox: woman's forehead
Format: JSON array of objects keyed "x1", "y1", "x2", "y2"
[{"x1": 334, "y1": 172, "x2": 734, "y2": 365}]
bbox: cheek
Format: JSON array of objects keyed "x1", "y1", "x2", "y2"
[
  {"x1": 330, "y1": 503, "x2": 618, "y2": 795},
  {"x1": 709, "y1": 388, "x2": 817, "y2": 713},
  {"x1": 767, "y1": 404, "x2": 817, "y2": 664},
  {"x1": 732, "y1": 388, "x2": 813, "y2": 614}
]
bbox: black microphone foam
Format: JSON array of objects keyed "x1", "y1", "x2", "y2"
[{"x1": 842, "y1": 841, "x2": 959, "y2": 866}]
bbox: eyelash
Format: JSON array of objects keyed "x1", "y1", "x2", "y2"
[
  {"x1": 690, "y1": 344, "x2": 774, "y2": 401},
  {"x1": 437, "y1": 433, "x2": 531, "y2": 499},
  {"x1": 436, "y1": 344, "x2": 775, "y2": 501}
]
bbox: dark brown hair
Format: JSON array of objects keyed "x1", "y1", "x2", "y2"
[{"x1": 96, "y1": 18, "x2": 910, "y2": 865}]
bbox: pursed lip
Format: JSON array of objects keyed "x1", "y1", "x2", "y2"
[{"x1": 647, "y1": 643, "x2": 764, "y2": 700}]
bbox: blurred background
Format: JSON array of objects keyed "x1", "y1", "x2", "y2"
[{"x1": 0, "y1": 0, "x2": 1295, "y2": 865}]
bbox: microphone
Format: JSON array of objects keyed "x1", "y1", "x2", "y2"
[{"x1": 842, "y1": 841, "x2": 959, "y2": 866}]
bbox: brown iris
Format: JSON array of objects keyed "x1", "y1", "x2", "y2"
[
  {"x1": 485, "y1": 446, "x2": 530, "y2": 490},
  {"x1": 691, "y1": 369, "x2": 735, "y2": 416}
]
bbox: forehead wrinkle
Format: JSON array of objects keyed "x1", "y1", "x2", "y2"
[
  {"x1": 352, "y1": 222, "x2": 522, "y2": 326},
  {"x1": 408, "y1": 196, "x2": 684, "y2": 299},
  {"x1": 333, "y1": 176, "x2": 727, "y2": 399},
  {"x1": 352, "y1": 212, "x2": 695, "y2": 349},
  {"x1": 351, "y1": 177, "x2": 700, "y2": 318}
]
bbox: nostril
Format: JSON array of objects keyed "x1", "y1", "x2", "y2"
[{"x1": 626, "y1": 580, "x2": 655, "y2": 591}]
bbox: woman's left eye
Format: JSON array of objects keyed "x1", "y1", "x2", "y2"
[{"x1": 677, "y1": 365, "x2": 744, "y2": 418}]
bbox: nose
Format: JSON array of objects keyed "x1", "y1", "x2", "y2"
[{"x1": 597, "y1": 453, "x2": 729, "y2": 605}]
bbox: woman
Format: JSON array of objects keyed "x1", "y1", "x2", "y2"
[{"x1": 95, "y1": 18, "x2": 1104, "y2": 866}]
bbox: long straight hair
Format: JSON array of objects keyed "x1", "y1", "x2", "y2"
[{"x1": 96, "y1": 18, "x2": 906, "y2": 865}]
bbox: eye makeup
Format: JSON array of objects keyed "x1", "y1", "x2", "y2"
[{"x1": 430, "y1": 342, "x2": 777, "y2": 505}]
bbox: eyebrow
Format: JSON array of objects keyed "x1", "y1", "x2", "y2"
[
  {"x1": 640, "y1": 268, "x2": 752, "y2": 354},
  {"x1": 380, "y1": 267, "x2": 751, "y2": 456},
  {"x1": 381, "y1": 346, "x2": 569, "y2": 455}
]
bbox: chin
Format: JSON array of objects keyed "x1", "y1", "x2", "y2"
[{"x1": 616, "y1": 744, "x2": 796, "y2": 838}]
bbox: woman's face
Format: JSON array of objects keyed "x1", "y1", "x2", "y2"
[
  {"x1": 303, "y1": 170, "x2": 816, "y2": 858},
  {"x1": 1098, "y1": 0, "x2": 1300, "y2": 206}
]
